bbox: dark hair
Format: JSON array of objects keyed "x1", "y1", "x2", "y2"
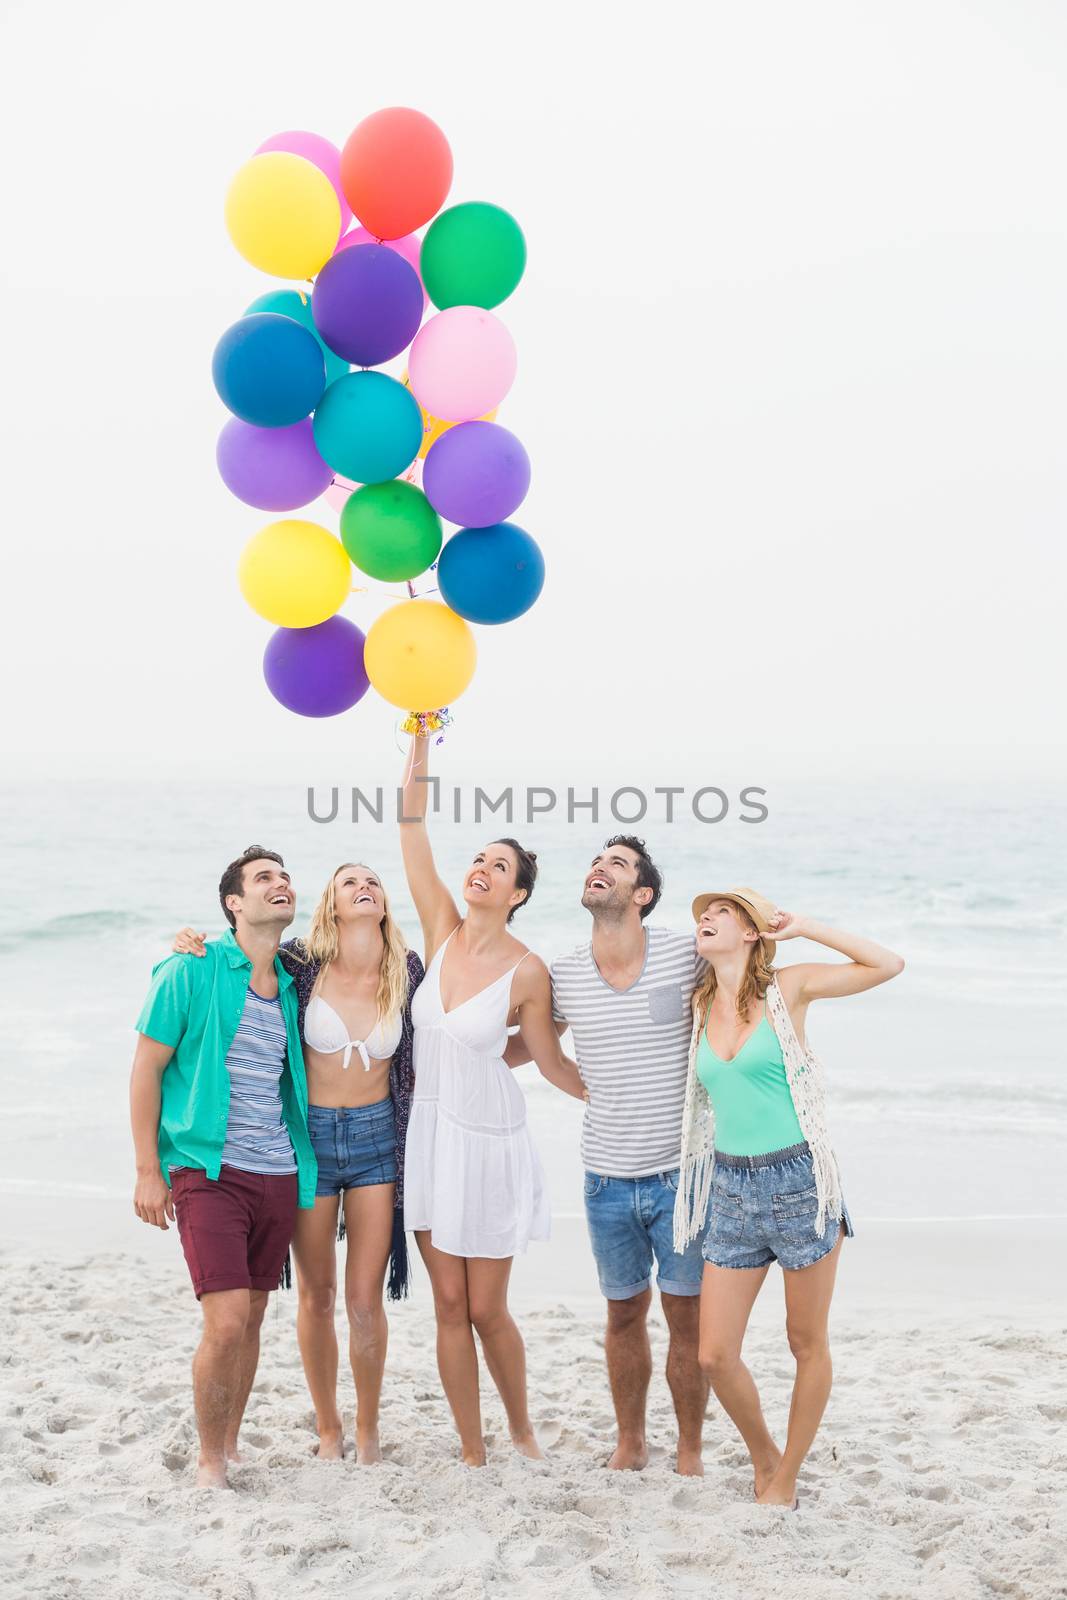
[
  {"x1": 603, "y1": 834, "x2": 662, "y2": 920},
  {"x1": 219, "y1": 845, "x2": 286, "y2": 929},
  {"x1": 493, "y1": 837, "x2": 538, "y2": 923}
]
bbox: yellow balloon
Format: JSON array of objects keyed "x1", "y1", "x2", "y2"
[
  {"x1": 364, "y1": 600, "x2": 477, "y2": 711},
  {"x1": 225, "y1": 153, "x2": 340, "y2": 279},
  {"x1": 239, "y1": 520, "x2": 351, "y2": 628},
  {"x1": 401, "y1": 371, "x2": 498, "y2": 459}
]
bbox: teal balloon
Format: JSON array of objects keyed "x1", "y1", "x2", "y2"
[
  {"x1": 312, "y1": 371, "x2": 423, "y2": 485},
  {"x1": 246, "y1": 290, "x2": 348, "y2": 386}
]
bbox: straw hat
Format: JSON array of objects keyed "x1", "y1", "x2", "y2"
[{"x1": 691, "y1": 886, "x2": 778, "y2": 961}]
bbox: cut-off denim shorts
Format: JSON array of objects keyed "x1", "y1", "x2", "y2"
[
  {"x1": 308, "y1": 1098, "x2": 397, "y2": 1197},
  {"x1": 701, "y1": 1142, "x2": 854, "y2": 1271}
]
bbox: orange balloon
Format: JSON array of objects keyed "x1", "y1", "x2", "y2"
[{"x1": 340, "y1": 108, "x2": 453, "y2": 241}]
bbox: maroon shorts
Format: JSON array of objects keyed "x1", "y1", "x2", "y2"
[{"x1": 170, "y1": 1164, "x2": 298, "y2": 1299}]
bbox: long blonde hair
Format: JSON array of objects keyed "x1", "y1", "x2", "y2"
[
  {"x1": 302, "y1": 863, "x2": 410, "y2": 1024},
  {"x1": 693, "y1": 902, "x2": 776, "y2": 1025}
]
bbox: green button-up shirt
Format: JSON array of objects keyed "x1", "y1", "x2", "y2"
[{"x1": 135, "y1": 928, "x2": 316, "y2": 1208}]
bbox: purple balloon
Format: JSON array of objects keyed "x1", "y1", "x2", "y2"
[
  {"x1": 423, "y1": 421, "x2": 531, "y2": 528},
  {"x1": 311, "y1": 245, "x2": 424, "y2": 367},
  {"x1": 216, "y1": 417, "x2": 333, "y2": 512},
  {"x1": 263, "y1": 618, "x2": 369, "y2": 718}
]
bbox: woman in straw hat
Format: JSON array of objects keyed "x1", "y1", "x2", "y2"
[{"x1": 672, "y1": 889, "x2": 903, "y2": 1507}]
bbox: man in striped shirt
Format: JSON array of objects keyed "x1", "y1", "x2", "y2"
[{"x1": 549, "y1": 836, "x2": 709, "y2": 1476}]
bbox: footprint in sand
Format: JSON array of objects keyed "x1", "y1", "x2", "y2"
[{"x1": 46, "y1": 1412, "x2": 80, "y2": 1433}]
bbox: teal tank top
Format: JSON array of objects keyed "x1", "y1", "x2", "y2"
[{"x1": 695, "y1": 1002, "x2": 805, "y2": 1157}]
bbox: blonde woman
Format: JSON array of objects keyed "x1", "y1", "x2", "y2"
[
  {"x1": 673, "y1": 888, "x2": 903, "y2": 1508},
  {"x1": 172, "y1": 863, "x2": 423, "y2": 1465}
]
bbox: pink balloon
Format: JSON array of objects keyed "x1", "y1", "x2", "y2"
[
  {"x1": 323, "y1": 474, "x2": 358, "y2": 513},
  {"x1": 408, "y1": 308, "x2": 517, "y2": 422},
  {"x1": 334, "y1": 226, "x2": 428, "y2": 309},
  {"x1": 255, "y1": 130, "x2": 352, "y2": 241}
]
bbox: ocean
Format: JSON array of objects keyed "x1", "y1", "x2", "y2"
[{"x1": 2, "y1": 775, "x2": 1064, "y2": 1239}]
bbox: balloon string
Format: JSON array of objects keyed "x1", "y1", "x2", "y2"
[{"x1": 347, "y1": 581, "x2": 440, "y2": 601}]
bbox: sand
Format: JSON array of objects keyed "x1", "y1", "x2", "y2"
[{"x1": 3, "y1": 1252, "x2": 1066, "y2": 1600}]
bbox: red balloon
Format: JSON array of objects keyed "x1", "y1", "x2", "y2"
[{"x1": 340, "y1": 108, "x2": 453, "y2": 241}]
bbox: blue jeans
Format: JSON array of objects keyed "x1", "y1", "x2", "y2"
[
  {"x1": 308, "y1": 1099, "x2": 397, "y2": 1197},
  {"x1": 584, "y1": 1169, "x2": 706, "y2": 1300},
  {"x1": 702, "y1": 1143, "x2": 855, "y2": 1270}
]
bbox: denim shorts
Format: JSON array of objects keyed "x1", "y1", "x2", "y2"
[
  {"x1": 308, "y1": 1098, "x2": 397, "y2": 1197},
  {"x1": 702, "y1": 1142, "x2": 854, "y2": 1271},
  {"x1": 584, "y1": 1169, "x2": 707, "y2": 1300}
]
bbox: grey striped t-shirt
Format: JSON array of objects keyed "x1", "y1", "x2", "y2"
[
  {"x1": 220, "y1": 988, "x2": 297, "y2": 1175},
  {"x1": 551, "y1": 927, "x2": 704, "y2": 1179}
]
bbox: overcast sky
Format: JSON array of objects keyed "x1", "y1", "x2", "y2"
[{"x1": 3, "y1": 0, "x2": 1064, "y2": 783}]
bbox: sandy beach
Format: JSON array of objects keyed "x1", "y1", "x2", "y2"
[{"x1": 3, "y1": 1236, "x2": 1065, "y2": 1600}]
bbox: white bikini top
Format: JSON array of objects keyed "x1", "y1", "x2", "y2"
[{"x1": 304, "y1": 993, "x2": 402, "y2": 1071}]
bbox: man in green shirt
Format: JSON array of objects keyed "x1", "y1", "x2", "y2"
[{"x1": 130, "y1": 845, "x2": 315, "y2": 1490}]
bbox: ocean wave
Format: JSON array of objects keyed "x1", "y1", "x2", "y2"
[{"x1": 0, "y1": 909, "x2": 155, "y2": 951}]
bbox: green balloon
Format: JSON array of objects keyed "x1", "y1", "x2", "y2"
[
  {"x1": 245, "y1": 289, "x2": 349, "y2": 386},
  {"x1": 420, "y1": 202, "x2": 527, "y2": 311},
  {"x1": 340, "y1": 481, "x2": 443, "y2": 582}
]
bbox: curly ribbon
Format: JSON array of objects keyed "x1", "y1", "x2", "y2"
[{"x1": 400, "y1": 707, "x2": 453, "y2": 739}]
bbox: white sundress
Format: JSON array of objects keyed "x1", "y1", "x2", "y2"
[{"x1": 403, "y1": 929, "x2": 551, "y2": 1259}]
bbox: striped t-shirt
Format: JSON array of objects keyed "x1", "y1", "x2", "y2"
[
  {"x1": 551, "y1": 927, "x2": 703, "y2": 1179},
  {"x1": 220, "y1": 988, "x2": 297, "y2": 1175}
]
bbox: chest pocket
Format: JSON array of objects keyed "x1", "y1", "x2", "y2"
[{"x1": 647, "y1": 983, "x2": 686, "y2": 1024}]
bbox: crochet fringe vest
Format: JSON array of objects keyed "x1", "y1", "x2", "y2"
[{"x1": 672, "y1": 975, "x2": 843, "y2": 1252}]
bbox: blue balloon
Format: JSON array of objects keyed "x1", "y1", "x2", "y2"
[
  {"x1": 436, "y1": 522, "x2": 545, "y2": 624},
  {"x1": 312, "y1": 371, "x2": 423, "y2": 485},
  {"x1": 246, "y1": 290, "x2": 349, "y2": 386},
  {"x1": 213, "y1": 314, "x2": 325, "y2": 428}
]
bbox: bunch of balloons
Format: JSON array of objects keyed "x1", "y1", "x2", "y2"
[{"x1": 212, "y1": 109, "x2": 544, "y2": 721}]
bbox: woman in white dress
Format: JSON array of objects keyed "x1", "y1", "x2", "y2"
[{"x1": 400, "y1": 733, "x2": 587, "y2": 1466}]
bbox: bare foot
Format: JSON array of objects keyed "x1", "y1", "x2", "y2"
[
  {"x1": 196, "y1": 1457, "x2": 232, "y2": 1490},
  {"x1": 676, "y1": 1446, "x2": 705, "y2": 1477},
  {"x1": 315, "y1": 1427, "x2": 345, "y2": 1462},
  {"x1": 607, "y1": 1439, "x2": 649, "y2": 1471},
  {"x1": 355, "y1": 1429, "x2": 382, "y2": 1466},
  {"x1": 510, "y1": 1429, "x2": 543, "y2": 1460},
  {"x1": 752, "y1": 1446, "x2": 782, "y2": 1498},
  {"x1": 755, "y1": 1468, "x2": 798, "y2": 1508},
  {"x1": 461, "y1": 1442, "x2": 487, "y2": 1468}
]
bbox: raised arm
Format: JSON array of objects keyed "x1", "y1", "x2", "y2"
[
  {"x1": 400, "y1": 734, "x2": 461, "y2": 958},
  {"x1": 509, "y1": 958, "x2": 587, "y2": 1101},
  {"x1": 130, "y1": 1033, "x2": 176, "y2": 1229},
  {"x1": 772, "y1": 912, "x2": 905, "y2": 1007}
]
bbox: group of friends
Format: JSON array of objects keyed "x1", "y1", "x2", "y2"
[{"x1": 130, "y1": 736, "x2": 904, "y2": 1502}]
